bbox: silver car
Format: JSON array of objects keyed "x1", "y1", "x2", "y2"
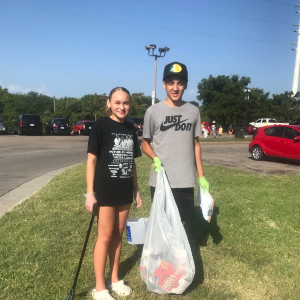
[{"x1": 0, "y1": 118, "x2": 7, "y2": 134}]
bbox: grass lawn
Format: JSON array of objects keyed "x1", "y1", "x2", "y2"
[{"x1": 0, "y1": 155, "x2": 300, "y2": 300}]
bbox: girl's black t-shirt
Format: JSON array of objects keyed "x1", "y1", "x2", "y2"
[{"x1": 87, "y1": 117, "x2": 141, "y2": 206}]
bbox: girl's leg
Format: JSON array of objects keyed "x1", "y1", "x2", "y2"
[
  {"x1": 108, "y1": 204, "x2": 131, "y2": 283},
  {"x1": 94, "y1": 206, "x2": 116, "y2": 292}
]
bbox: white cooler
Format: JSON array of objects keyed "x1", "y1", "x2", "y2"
[{"x1": 125, "y1": 218, "x2": 148, "y2": 244}]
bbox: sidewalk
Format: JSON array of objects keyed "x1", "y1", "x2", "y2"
[{"x1": 0, "y1": 163, "x2": 81, "y2": 218}]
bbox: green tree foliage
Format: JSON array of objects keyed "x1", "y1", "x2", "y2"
[
  {"x1": 130, "y1": 93, "x2": 152, "y2": 117},
  {"x1": 0, "y1": 87, "x2": 154, "y2": 132},
  {"x1": 270, "y1": 91, "x2": 300, "y2": 123},
  {"x1": 197, "y1": 75, "x2": 272, "y2": 126},
  {"x1": 189, "y1": 100, "x2": 199, "y2": 107}
]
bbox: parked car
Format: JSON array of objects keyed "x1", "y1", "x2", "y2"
[
  {"x1": 45, "y1": 118, "x2": 71, "y2": 135},
  {"x1": 127, "y1": 117, "x2": 144, "y2": 136},
  {"x1": 249, "y1": 118, "x2": 289, "y2": 128},
  {"x1": 14, "y1": 114, "x2": 43, "y2": 135},
  {"x1": 249, "y1": 125, "x2": 300, "y2": 161},
  {"x1": 0, "y1": 118, "x2": 7, "y2": 134},
  {"x1": 232, "y1": 124, "x2": 256, "y2": 135},
  {"x1": 73, "y1": 120, "x2": 94, "y2": 135},
  {"x1": 246, "y1": 124, "x2": 256, "y2": 135}
]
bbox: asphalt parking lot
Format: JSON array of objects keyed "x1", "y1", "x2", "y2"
[{"x1": 0, "y1": 134, "x2": 299, "y2": 216}]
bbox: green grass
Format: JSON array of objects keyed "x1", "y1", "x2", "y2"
[{"x1": 1, "y1": 155, "x2": 300, "y2": 300}]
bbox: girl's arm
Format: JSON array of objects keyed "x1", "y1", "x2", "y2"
[
  {"x1": 85, "y1": 152, "x2": 98, "y2": 212},
  {"x1": 133, "y1": 161, "x2": 142, "y2": 208}
]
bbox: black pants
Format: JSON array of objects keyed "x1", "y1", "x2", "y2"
[{"x1": 150, "y1": 186, "x2": 194, "y2": 222}]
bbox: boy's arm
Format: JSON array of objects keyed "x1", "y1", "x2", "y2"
[
  {"x1": 142, "y1": 138, "x2": 162, "y2": 172},
  {"x1": 194, "y1": 137, "x2": 204, "y2": 177},
  {"x1": 141, "y1": 138, "x2": 157, "y2": 160},
  {"x1": 194, "y1": 137, "x2": 210, "y2": 192}
]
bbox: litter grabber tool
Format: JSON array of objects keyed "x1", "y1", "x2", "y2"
[{"x1": 66, "y1": 203, "x2": 98, "y2": 300}]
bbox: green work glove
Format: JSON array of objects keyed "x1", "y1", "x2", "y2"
[
  {"x1": 199, "y1": 176, "x2": 209, "y2": 193},
  {"x1": 152, "y1": 157, "x2": 162, "y2": 173}
]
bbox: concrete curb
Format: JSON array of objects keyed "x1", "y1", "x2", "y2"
[{"x1": 0, "y1": 163, "x2": 82, "y2": 218}]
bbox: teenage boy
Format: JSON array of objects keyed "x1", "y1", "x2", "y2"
[{"x1": 142, "y1": 62, "x2": 209, "y2": 222}]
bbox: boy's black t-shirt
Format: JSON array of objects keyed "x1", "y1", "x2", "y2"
[{"x1": 87, "y1": 117, "x2": 141, "y2": 206}]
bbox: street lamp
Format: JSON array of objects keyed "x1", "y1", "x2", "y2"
[
  {"x1": 244, "y1": 88, "x2": 251, "y2": 126},
  {"x1": 145, "y1": 44, "x2": 170, "y2": 105}
]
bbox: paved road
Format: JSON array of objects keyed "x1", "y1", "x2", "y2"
[
  {"x1": 0, "y1": 135, "x2": 299, "y2": 217},
  {"x1": 0, "y1": 135, "x2": 89, "y2": 197},
  {"x1": 200, "y1": 141, "x2": 300, "y2": 175}
]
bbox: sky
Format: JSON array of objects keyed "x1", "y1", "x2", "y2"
[{"x1": 1, "y1": 0, "x2": 300, "y2": 103}]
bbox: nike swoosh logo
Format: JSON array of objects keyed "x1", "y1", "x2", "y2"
[{"x1": 160, "y1": 119, "x2": 188, "y2": 131}]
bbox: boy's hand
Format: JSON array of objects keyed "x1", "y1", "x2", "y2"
[
  {"x1": 199, "y1": 176, "x2": 209, "y2": 194},
  {"x1": 152, "y1": 157, "x2": 162, "y2": 173},
  {"x1": 135, "y1": 191, "x2": 142, "y2": 208}
]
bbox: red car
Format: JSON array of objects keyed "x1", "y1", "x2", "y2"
[
  {"x1": 73, "y1": 120, "x2": 94, "y2": 135},
  {"x1": 249, "y1": 125, "x2": 300, "y2": 161}
]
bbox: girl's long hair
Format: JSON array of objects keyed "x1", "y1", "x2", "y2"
[{"x1": 106, "y1": 87, "x2": 131, "y2": 116}]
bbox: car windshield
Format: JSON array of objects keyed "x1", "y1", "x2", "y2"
[
  {"x1": 22, "y1": 115, "x2": 40, "y2": 124},
  {"x1": 54, "y1": 119, "x2": 69, "y2": 125}
]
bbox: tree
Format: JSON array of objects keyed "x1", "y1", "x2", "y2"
[
  {"x1": 270, "y1": 91, "x2": 300, "y2": 123},
  {"x1": 189, "y1": 100, "x2": 199, "y2": 107},
  {"x1": 197, "y1": 75, "x2": 251, "y2": 126},
  {"x1": 130, "y1": 93, "x2": 152, "y2": 117}
]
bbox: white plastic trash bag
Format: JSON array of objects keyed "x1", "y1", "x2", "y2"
[
  {"x1": 197, "y1": 187, "x2": 215, "y2": 223},
  {"x1": 140, "y1": 168, "x2": 195, "y2": 294}
]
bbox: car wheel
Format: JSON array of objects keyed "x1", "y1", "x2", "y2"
[{"x1": 252, "y1": 146, "x2": 264, "y2": 161}]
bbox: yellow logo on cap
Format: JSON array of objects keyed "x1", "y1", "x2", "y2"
[{"x1": 170, "y1": 64, "x2": 182, "y2": 73}]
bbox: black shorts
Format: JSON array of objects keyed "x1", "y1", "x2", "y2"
[{"x1": 150, "y1": 186, "x2": 194, "y2": 222}]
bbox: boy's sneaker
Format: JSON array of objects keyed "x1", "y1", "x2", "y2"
[{"x1": 92, "y1": 289, "x2": 116, "y2": 300}]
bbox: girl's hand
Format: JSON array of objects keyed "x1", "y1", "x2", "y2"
[
  {"x1": 84, "y1": 192, "x2": 97, "y2": 212},
  {"x1": 135, "y1": 191, "x2": 142, "y2": 208}
]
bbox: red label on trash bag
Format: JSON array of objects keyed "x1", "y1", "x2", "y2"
[{"x1": 154, "y1": 261, "x2": 186, "y2": 291}]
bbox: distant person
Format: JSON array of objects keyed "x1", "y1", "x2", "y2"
[
  {"x1": 218, "y1": 125, "x2": 223, "y2": 137},
  {"x1": 85, "y1": 87, "x2": 142, "y2": 300},
  {"x1": 228, "y1": 124, "x2": 233, "y2": 137},
  {"x1": 142, "y1": 61, "x2": 209, "y2": 224}
]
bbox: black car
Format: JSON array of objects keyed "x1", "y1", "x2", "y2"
[
  {"x1": 45, "y1": 118, "x2": 71, "y2": 135},
  {"x1": 0, "y1": 118, "x2": 7, "y2": 134},
  {"x1": 14, "y1": 114, "x2": 43, "y2": 135},
  {"x1": 127, "y1": 117, "x2": 144, "y2": 136}
]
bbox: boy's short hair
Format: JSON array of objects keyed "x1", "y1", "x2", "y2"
[{"x1": 163, "y1": 62, "x2": 188, "y2": 82}]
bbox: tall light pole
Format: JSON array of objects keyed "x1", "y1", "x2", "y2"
[
  {"x1": 244, "y1": 88, "x2": 251, "y2": 126},
  {"x1": 145, "y1": 44, "x2": 170, "y2": 105},
  {"x1": 53, "y1": 96, "x2": 56, "y2": 116}
]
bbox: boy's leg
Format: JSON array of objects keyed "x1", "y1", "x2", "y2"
[
  {"x1": 108, "y1": 204, "x2": 131, "y2": 283},
  {"x1": 94, "y1": 206, "x2": 116, "y2": 291},
  {"x1": 150, "y1": 187, "x2": 194, "y2": 222}
]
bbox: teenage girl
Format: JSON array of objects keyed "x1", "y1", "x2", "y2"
[{"x1": 85, "y1": 87, "x2": 142, "y2": 300}]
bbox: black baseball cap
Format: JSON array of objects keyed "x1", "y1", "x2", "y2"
[{"x1": 163, "y1": 62, "x2": 188, "y2": 82}]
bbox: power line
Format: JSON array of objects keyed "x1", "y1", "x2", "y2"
[
  {"x1": 0, "y1": 1, "x2": 291, "y2": 45},
  {"x1": 125, "y1": 0, "x2": 294, "y2": 26},
  {"x1": 261, "y1": 0, "x2": 296, "y2": 6}
]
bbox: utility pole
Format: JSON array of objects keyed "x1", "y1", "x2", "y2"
[
  {"x1": 53, "y1": 96, "x2": 56, "y2": 116},
  {"x1": 145, "y1": 45, "x2": 170, "y2": 105},
  {"x1": 292, "y1": 21, "x2": 300, "y2": 96}
]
